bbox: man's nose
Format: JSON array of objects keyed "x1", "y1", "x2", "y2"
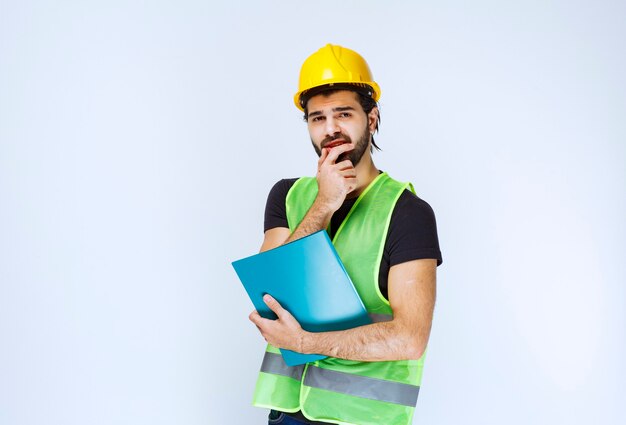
[{"x1": 325, "y1": 117, "x2": 341, "y2": 137}]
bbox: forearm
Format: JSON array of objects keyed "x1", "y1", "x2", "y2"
[
  {"x1": 301, "y1": 320, "x2": 427, "y2": 362},
  {"x1": 285, "y1": 198, "x2": 334, "y2": 243},
  {"x1": 250, "y1": 261, "x2": 435, "y2": 362}
]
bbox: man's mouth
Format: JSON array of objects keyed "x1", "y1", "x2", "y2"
[{"x1": 323, "y1": 139, "x2": 347, "y2": 149}]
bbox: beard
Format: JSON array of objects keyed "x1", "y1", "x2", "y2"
[{"x1": 311, "y1": 123, "x2": 370, "y2": 166}]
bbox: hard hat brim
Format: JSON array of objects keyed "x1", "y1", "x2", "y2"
[{"x1": 294, "y1": 81, "x2": 381, "y2": 111}]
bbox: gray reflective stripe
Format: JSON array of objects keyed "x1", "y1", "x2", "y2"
[
  {"x1": 260, "y1": 352, "x2": 304, "y2": 381},
  {"x1": 369, "y1": 313, "x2": 393, "y2": 323},
  {"x1": 303, "y1": 366, "x2": 420, "y2": 407}
]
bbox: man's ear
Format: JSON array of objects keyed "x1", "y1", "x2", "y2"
[{"x1": 368, "y1": 106, "x2": 379, "y2": 133}]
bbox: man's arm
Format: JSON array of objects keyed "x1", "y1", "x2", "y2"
[
  {"x1": 258, "y1": 143, "x2": 356, "y2": 254},
  {"x1": 284, "y1": 143, "x2": 356, "y2": 244},
  {"x1": 259, "y1": 227, "x2": 291, "y2": 252},
  {"x1": 249, "y1": 258, "x2": 437, "y2": 361}
]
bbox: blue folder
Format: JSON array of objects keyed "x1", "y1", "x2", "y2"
[{"x1": 232, "y1": 230, "x2": 371, "y2": 366}]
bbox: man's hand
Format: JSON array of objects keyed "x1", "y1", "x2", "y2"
[
  {"x1": 249, "y1": 294, "x2": 307, "y2": 353},
  {"x1": 316, "y1": 143, "x2": 357, "y2": 212},
  {"x1": 273, "y1": 142, "x2": 357, "y2": 246}
]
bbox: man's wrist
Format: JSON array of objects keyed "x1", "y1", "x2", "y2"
[
  {"x1": 311, "y1": 196, "x2": 337, "y2": 218},
  {"x1": 300, "y1": 330, "x2": 316, "y2": 355}
]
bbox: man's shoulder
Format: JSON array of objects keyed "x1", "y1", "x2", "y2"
[
  {"x1": 389, "y1": 188, "x2": 443, "y2": 266},
  {"x1": 264, "y1": 178, "x2": 302, "y2": 232},
  {"x1": 266, "y1": 178, "x2": 304, "y2": 206},
  {"x1": 394, "y1": 189, "x2": 437, "y2": 219},
  {"x1": 268, "y1": 178, "x2": 300, "y2": 198}
]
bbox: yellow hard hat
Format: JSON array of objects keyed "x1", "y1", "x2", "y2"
[{"x1": 294, "y1": 44, "x2": 381, "y2": 111}]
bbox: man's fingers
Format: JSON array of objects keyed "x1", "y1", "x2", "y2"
[
  {"x1": 324, "y1": 143, "x2": 355, "y2": 165},
  {"x1": 335, "y1": 159, "x2": 355, "y2": 171},
  {"x1": 341, "y1": 169, "x2": 357, "y2": 179},
  {"x1": 249, "y1": 310, "x2": 264, "y2": 326},
  {"x1": 263, "y1": 294, "x2": 286, "y2": 319},
  {"x1": 318, "y1": 148, "x2": 328, "y2": 167},
  {"x1": 345, "y1": 177, "x2": 357, "y2": 192}
]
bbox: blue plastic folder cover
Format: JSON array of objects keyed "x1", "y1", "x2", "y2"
[{"x1": 232, "y1": 230, "x2": 371, "y2": 366}]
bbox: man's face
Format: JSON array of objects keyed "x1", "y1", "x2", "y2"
[{"x1": 306, "y1": 90, "x2": 374, "y2": 166}]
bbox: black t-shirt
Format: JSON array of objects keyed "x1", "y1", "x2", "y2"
[{"x1": 264, "y1": 178, "x2": 442, "y2": 299}]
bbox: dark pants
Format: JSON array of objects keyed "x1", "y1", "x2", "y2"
[{"x1": 268, "y1": 410, "x2": 310, "y2": 424}]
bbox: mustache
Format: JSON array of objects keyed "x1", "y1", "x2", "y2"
[{"x1": 321, "y1": 133, "x2": 352, "y2": 149}]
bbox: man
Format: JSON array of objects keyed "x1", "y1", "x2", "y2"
[{"x1": 248, "y1": 44, "x2": 442, "y2": 425}]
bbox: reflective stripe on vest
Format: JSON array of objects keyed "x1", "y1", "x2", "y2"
[
  {"x1": 260, "y1": 351, "x2": 304, "y2": 381},
  {"x1": 303, "y1": 365, "x2": 420, "y2": 407},
  {"x1": 260, "y1": 351, "x2": 420, "y2": 407}
]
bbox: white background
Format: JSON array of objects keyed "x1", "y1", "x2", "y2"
[{"x1": 1, "y1": 1, "x2": 625, "y2": 424}]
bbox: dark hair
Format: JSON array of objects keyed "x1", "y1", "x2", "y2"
[{"x1": 301, "y1": 85, "x2": 381, "y2": 152}]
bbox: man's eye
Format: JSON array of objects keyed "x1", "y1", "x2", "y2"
[
  {"x1": 311, "y1": 116, "x2": 324, "y2": 122},
  {"x1": 339, "y1": 112, "x2": 351, "y2": 118}
]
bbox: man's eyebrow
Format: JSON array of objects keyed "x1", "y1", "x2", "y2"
[{"x1": 308, "y1": 106, "x2": 356, "y2": 118}]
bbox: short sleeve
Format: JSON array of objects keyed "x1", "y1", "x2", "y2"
[
  {"x1": 386, "y1": 191, "x2": 443, "y2": 267},
  {"x1": 263, "y1": 178, "x2": 298, "y2": 232}
]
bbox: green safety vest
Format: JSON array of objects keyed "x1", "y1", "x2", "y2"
[{"x1": 252, "y1": 172, "x2": 426, "y2": 425}]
